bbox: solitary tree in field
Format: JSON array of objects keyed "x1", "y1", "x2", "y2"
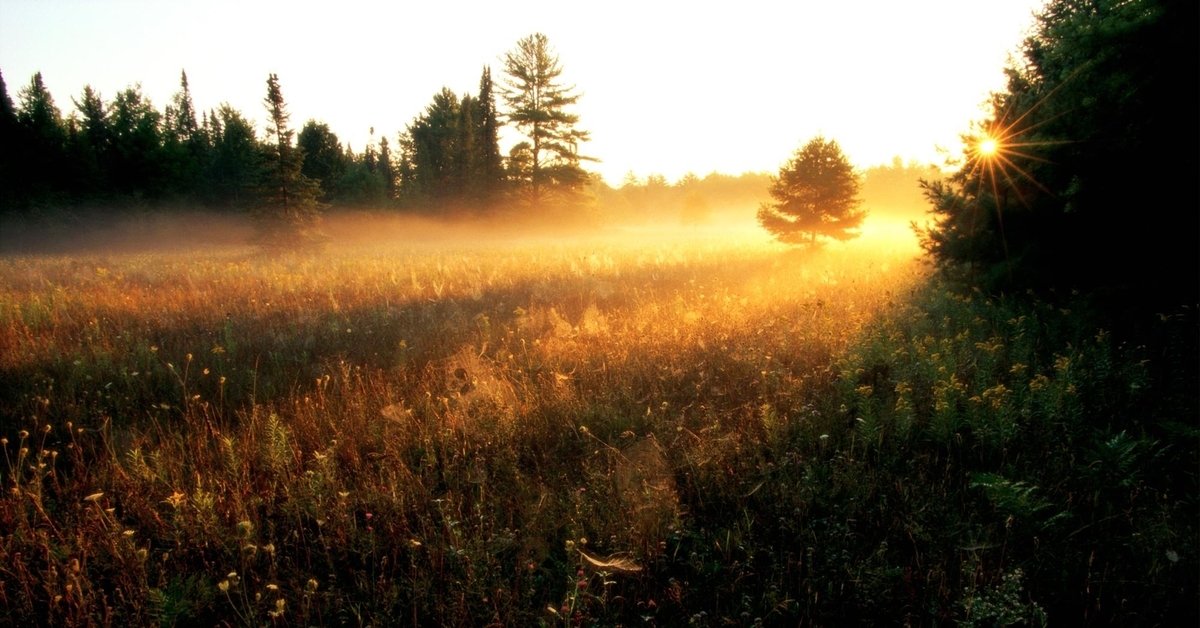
[
  {"x1": 500, "y1": 33, "x2": 591, "y2": 212},
  {"x1": 253, "y1": 73, "x2": 325, "y2": 248},
  {"x1": 757, "y1": 136, "x2": 865, "y2": 246}
]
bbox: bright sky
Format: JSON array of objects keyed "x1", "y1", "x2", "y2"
[{"x1": 0, "y1": 0, "x2": 1044, "y2": 184}]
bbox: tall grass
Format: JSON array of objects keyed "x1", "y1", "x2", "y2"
[{"x1": 0, "y1": 231, "x2": 1193, "y2": 626}]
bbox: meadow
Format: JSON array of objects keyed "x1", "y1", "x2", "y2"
[{"x1": 0, "y1": 220, "x2": 1194, "y2": 626}]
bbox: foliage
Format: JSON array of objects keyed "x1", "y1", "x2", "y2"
[
  {"x1": 501, "y1": 33, "x2": 592, "y2": 214},
  {"x1": 250, "y1": 74, "x2": 326, "y2": 249},
  {"x1": 917, "y1": 0, "x2": 1198, "y2": 304},
  {"x1": 296, "y1": 119, "x2": 347, "y2": 201},
  {"x1": 162, "y1": 71, "x2": 206, "y2": 197},
  {"x1": 108, "y1": 85, "x2": 166, "y2": 199},
  {"x1": 835, "y1": 284, "x2": 1197, "y2": 624},
  {"x1": 757, "y1": 135, "x2": 866, "y2": 246},
  {"x1": 0, "y1": 71, "x2": 20, "y2": 209},
  {"x1": 208, "y1": 104, "x2": 260, "y2": 209},
  {"x1": 395, "y1": 68, "x2": 505, "y2": 213},
  {"x1": 12, "y1": 72, "x2": 69, "y2": 207}
]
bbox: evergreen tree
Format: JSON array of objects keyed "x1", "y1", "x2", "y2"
[
  {"x1": 406, "y1": 88, "x2": 465, "y2": 209},
  {"x1": 757, "y1": 136, "x2": 866, "y2": 246},
  {"x1": 363, "y1": 127, "x2": 378, "y2": 173},
  {"x1": 15, "y1": 72, "x2": 69, "y2": 207},
  {"x1": 394, "y1": 130, "x2": 419, "y2": 206},
  {"x1": 396, "y1": 74, "x2": 506, "y2": 213},
  {"x1": 377, "y1": 135, "x2": 395, "y2": 201},
  {"x1": 297, "y1": 119, "x2": 347, "y2": 200},
  {"x1": 163, "y1": 70, "x2": 205, "y2": 197},
  {"x1": 252, "y1": 74, "x2": 325, "y2": 247},
  {"x1": 70, "y1": 85, "x2": 112, "y2": 198},
  {"x1": 165, "y1": 70, "x2": 198, "y2": 144},
  {"x1": 208, "y1": 104, "x2": 260, "y2": 209},
  {"x1": 334, "y1": 143, "x2": 386, "y2": 207},
  {"x1": 474, "y1": 67, "x2": 505, "y2": 207},
  {"x1": 500, "y1": 33, "x2": 592, "y2": 212},
  {"x1": 918, "y1": 0, "x2": 1197, "y2": 303},
  {"x1": 108, "y1": 85, "x2": 165, "y2": 199},
  {"x1": 0, "y1": 70, "x2": 18, "y2": 209}
]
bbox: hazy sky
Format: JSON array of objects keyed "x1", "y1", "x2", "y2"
[{"x1": 0, "y1": 0, "x2": 1044, "y2": 184}]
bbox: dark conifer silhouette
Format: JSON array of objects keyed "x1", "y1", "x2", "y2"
[{"x1": 251, "y1": 73, "x2": 325, "y2": 249}]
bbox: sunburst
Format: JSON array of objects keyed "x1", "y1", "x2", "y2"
[{"x1": 955, "y1": 71, "x2": 1081, "y2": 268}]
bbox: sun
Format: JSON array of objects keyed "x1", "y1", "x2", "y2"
[{"x1": 977, "y1": 137, "x2": 999, "y2": 156}]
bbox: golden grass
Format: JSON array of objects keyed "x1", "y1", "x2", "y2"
[{"x1": 0, "y1": 228, "x2": 927, "y2": 625}]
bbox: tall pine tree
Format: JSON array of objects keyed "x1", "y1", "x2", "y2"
[
  {"x1": 474, "y1": 67, "x2": 505, "y2": 207},
  {"x1": 15, "y1": 72, "x2": 69, "y2": 207},
  {"x1": 500, "y1": 33, "x2": 592, "y2": 213},
  {"x1": 0, "y1": 71, "x2": 19, "y2": 209},
  {"x1": 70, "y1": 85, "x2": 111, "y2": 198},
  {"x1": 252, "y1": 74, "x2": 325, "y2": 248}
]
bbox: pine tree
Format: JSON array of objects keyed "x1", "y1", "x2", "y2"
[
  {"x1": 209, "y1": 104, "x2": 259, "y2": 209},
  {"x1": 918, "y1": 0, "x2": 1197, "y2": 303},
  {"x1": 108, "y1": 85, "x2": 165, "y2": 199},
  {"x1": 165, "y1": 70, "x2": 198, "y2": 144},
  {"x1": 0, "y1": 70, "x2": 19, "y2": 209},
  {"x1": 164, "y1": 70, "x2": 205, "y2": 196},
  {"x1": 70, "y1": 85, "x2": 111, "y2": 197},
  {"x1": 16, "y1": 72, "x2": 69, "y2": 206},
  {"x1": 500, "y1": 33, "x2": 592, "y2": 212},
  {"x1": 474, "y1": 67, "x2": 505, "y2": 207},
  {"x1": 757, "y1": 136, "x2": 866, "y2": 246},
  {"x1": 297, "y1": 119, "x2": 347, "y2": 201},
  {"x1": 377, "y1": 135, "x2": 395, "y2": 201},
  {"x1": 406, "y1": 88, "x2": 464, "y2": 209},
  {"x1": 252, "y1": 73, "x2": 325, "y2": 248}
]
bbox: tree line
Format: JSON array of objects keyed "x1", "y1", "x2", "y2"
[{"x1": 0, "y1": 34, "x2": 592, "y2": 222}]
